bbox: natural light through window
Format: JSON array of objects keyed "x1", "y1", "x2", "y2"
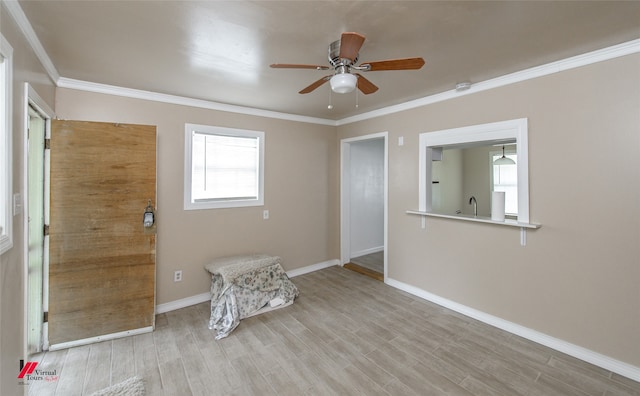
[
  {"x1": 184, "y1": 124, "x2": 264, "y2": 210},
  {"x1": 0, "y1": 34, "x2": 13, "y2": 255},
  {"x1": 492, "y1": 153, "x2": 518, "y2": 215}
]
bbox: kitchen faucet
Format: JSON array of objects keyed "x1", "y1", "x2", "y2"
[{"x1": 469, "y1": 196, "x2": 477, "y2": 216}]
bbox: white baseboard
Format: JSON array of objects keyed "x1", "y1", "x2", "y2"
[
  {"x1": 49, "y1": 326, "x2": 153, "y2": 351},
  {"x1": 156, "y1": 292, "x2": 210, "y2": 314},
  {"x1": 286, "y1": 259, "x2": 340, "y2": 278},
  {"x1": 155, "y1": 259, "x2": 340, "y2": 314},
  {"x1": 385, "y1": 277, "x2": 640, "y2": 382},
  {"x1": 350, "y1": 246, "x2": 384, "y2": 259}
]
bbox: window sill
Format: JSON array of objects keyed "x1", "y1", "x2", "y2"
[{"x1": 406, "y1": 210, "x2": 540, "y2": 229}]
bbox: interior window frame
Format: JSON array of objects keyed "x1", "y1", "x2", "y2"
[
  {"x1": 418, "y1": 118, "x2": 529, "y2": 223},
  {"x1": 183, "y1": 123, "x2": 265, "y2": 211}
]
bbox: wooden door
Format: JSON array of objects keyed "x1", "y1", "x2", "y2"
[{"x1": 49, "y1": 120, "x2": 156, "y2": 348}]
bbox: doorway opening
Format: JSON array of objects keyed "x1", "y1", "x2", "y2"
[
  {"x1": 23, "y1": 83, "x2": 54, "y2": 358},
  {"x1": 340, "y1": 132, "x2": 388, "y2": 281}
]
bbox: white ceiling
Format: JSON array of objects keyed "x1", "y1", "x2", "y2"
[{"x1": 16, "y1": 1, "x2": 640, "y2": 120}]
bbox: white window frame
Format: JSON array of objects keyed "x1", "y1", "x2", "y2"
[
  {"x1": 419, "y1": 118, "x2": 529, "y2": 223},
  {"x1": 0, "y1": 34, "x2": 13, "y2": 255},
  {"x1": 184, "y1": 123, "x2": 264, "y2": 210}
]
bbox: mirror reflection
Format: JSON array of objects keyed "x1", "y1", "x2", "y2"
[{"x1": 431, "y1": 141, "x2": 517, "y2": 218}]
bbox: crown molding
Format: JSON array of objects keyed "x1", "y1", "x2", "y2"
[
  {"x1": 6, "y1": 0, "x2": 638, "y2": 127},
  {"x1": 56, "y1": 78, "x2": 336, "y2": 126},
  {"x1": 5, "y1": 0, "x2": 334, "y2": 126},
  {"x1": 3, "y1": 0, "x2": 60, "y2": 83},
  {"x1": 336, "y1": 38, "x2": 640, "y2": 126},
  {"x1": 61, "y1": 37, "x2": 639, "y2": 128}
]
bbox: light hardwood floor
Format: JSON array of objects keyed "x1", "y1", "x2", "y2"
[
  {"x1": 350, "y1": 251, "x2": 384, "y2": 275},
  {"x1": 29, "y1": 266, "x2": 640, "y2": 395}
]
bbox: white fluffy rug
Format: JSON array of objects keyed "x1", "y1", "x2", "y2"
[{"x1": 89, "y1": 376, "x2": 145, "y2": 396}]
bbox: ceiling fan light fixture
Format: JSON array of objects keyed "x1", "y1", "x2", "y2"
[{"x1": 330, "y1": 73, "x2": 357, "y2": 94}]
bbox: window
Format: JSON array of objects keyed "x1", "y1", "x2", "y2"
[
  {"x1": 419, "y1": 118, "x2": 529, "y2": 223},
  {"x1": 184, "y1": 124, "x2": 264, "y2": 210},
  {"x1": 492, "y1": 152, "x2": 518, "y2": 215},
  {"x1": 0, "y1": 34, "x2": 13, "y2": 255}
]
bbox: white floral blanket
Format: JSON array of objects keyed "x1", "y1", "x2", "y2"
[{"x1": 206, "y1": 255, "x2": 298, "y2": 339}]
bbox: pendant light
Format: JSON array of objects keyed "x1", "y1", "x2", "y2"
[{"x1": 494, "y1": 145, "x2": 515, "y2": 165}]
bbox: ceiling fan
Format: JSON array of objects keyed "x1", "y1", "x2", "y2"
[{"x1": 270, "y1": 32, "x2": 425, "y2": 95}]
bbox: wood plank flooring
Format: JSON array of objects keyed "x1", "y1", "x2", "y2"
[
  {"x1": 28, "y1": 266, "x2": 640, "y2": 395},
  {"x1": 350, "y1": 251, "x2": 384, "y2": 274},
  {"x1": 344, "y1": 262, "x2": 384, "y2": 281}
]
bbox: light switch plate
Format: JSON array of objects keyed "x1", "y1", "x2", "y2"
[{"x1": 13, "y1": 193, "x2": 23, "y2": 215}]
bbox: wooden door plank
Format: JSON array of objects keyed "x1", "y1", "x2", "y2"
[{"x1": 49, "y1": 120, "x2": 156, "y2": 346}]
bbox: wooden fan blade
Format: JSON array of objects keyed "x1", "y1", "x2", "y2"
[
  {"x1": 270, "y1": 63, "x2": 330, "y2": 70},
  {"x1": 299, "y1": 75, "x2": 331, "y2": 94},
  {"x1": 355, "y1": 74, "x2": 379, "y2": 94},
  {"x1": 339, "y1": 32, "x2": 366, "y2": 62},
  {"x1": 360, "y1": 57, "x2": 425, "y2": 71}
]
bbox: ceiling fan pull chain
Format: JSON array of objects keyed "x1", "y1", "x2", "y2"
[
  {"x1": 327, "y1": 86, "x2": 333, "y2": 110},
  {"x1": 355, "y1": 86, "x2": 359, "y2": 108}
]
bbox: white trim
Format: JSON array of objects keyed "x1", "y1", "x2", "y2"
[
  {"x1": 22, "y1": 83, "x2": 54, "y2": 361},
  {"x1": 25, "y1": 83, "x2": 54, "y2": 117},
  {"x1": 419, "y1": 118, "x2": 530, "y2": 224},
  {"x1": 406, "y1": 210, "x2": 539, "y2": 229},
  {"x1": 340, "y1": 143, "x2": 351, "y2": 265},
  {"x1": 57, "y1": 38, "x2": 640, "y2": 127},
  {"x1": 57, "y1": 78, "x2": 336, "y2": 126},
  {"x1": 350, "y1": 246, "x2": 384, "y2": 259},
  {"x1": 154, "y1": 259, "x2": 340, "y2": 314},
  {"x1": 340, "y1": 132, "x2": 389, "y2": 280},
  {"x1": 55, "y1": 39, "x2": 640, "y2": 128},
  {"x1": 3, "y1": 0, "x2": 60, "y2": 83},
  {"x1": 0, "y1": 33, "x2": 13, "y2": 255},
  {"x1": 385, "y1": 277, "x2": 640, "y2": 382},
  {"x1": 286, "y1": 259, "x2": 339, "y2": 278},
  {"x1": 5, "y1": 0, "x2": 639, "y2": 127},
  {"x1": 336, "y1": 39, "x2": 640, "y2": 126},
  {"x1": 183, "y1": 124, "x2": 265, "y2": 210},
  {"x1": 48, "y1": 326, "x2": 153, "y2": 351},
  {"x1": 155, "y1": 292, "x2": 210, "y2": 314}
]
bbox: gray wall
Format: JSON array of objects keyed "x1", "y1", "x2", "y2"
[
  {"x1": 54, "y1": 88, "x2": 339, "y2": 307},
  {"x1": 337, "y1": 53, "x2": 640, "y2": 368},
  {"x1": 2, "y1": 3, "x2": 639, "y2": 390}
]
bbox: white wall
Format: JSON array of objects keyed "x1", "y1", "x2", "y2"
[{"x1": 349, "y1": 138, "x2": 384, "y2": 257}]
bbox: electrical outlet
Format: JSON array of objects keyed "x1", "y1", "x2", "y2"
[{"x1": 174, "y1": 270, "x2": 182, "y2": 282}]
